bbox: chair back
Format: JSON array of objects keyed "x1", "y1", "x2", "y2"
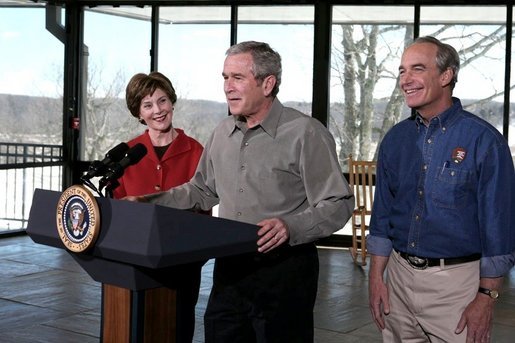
[{"x1": 348, "y1": 154, "x2": 376, "y2": 215}]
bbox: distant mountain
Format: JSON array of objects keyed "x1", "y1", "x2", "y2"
[{"x1": 1, "y1": 93, "x2": 511, "y2": 146}]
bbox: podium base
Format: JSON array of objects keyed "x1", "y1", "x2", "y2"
[{"x1": 101, "y1": 284, "x2": 177, "y2": 343}]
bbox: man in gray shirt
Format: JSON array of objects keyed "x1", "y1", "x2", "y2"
[{"x1": 126, "y1": 41, "x2": 354, "y2": 342}]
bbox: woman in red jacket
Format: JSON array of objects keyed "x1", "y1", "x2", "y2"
[
  {"x1": 113, "y1": 71, "x2": 205, "y2": 342},
  {"x1": 114, "y1": 72, "x2": 204, "y2": 198}
]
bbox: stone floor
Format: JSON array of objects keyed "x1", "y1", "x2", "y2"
[{"x1": 0, "y1": 234, "x2": 514, "y2": 342}]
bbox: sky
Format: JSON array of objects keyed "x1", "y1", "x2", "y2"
[
  {"x1": 0, "y1": 7, "x2": 315, "y2": 103},
  {"x1": 0, "y1": 9, "x2": 64, "y2": 97},
  {"x1": 0, "y1": 6, "x2": 511, "y2": 104}
]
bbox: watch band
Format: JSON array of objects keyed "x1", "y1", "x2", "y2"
[{"x1": 478, "y1": 286, "x2": 499, "y2": 299}]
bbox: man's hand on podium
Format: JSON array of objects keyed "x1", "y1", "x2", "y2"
[{"x1": 256, "y1": 218, "x2": 290, "y2": 254}]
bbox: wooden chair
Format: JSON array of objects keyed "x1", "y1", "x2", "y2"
[{"x1": 348, "y1": 154, "x2": 376, "y2": 266}]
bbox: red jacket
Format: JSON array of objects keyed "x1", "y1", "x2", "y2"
[{"x1": 112, "y1": 129, "x2": 204, "y2": 199}]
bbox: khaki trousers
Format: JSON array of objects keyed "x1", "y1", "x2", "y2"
[{"x1": 383, "y1": 250, "x2": 480, "y2": 343}]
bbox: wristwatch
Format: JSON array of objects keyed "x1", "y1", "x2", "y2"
[{"x1": 478, "y1": 287, "x2": 499, "y2": 299}]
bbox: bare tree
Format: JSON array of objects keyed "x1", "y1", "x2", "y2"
[
  {"x1": 331, "y1": 24, "x2": 509, "y2": 165},
  {"x1": 82, "y1": 64, "x2": 140, "y2": 160}
]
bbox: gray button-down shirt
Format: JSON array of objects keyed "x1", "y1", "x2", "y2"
[{"x1": 146, "y1": 98, "x2": 354, "y2": 245}]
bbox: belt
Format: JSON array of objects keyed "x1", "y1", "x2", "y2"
[{"x1": 395, "y1": 249, "x2": 481, "y2": 270}]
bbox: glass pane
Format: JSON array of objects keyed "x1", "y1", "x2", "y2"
[
  {"x1": 0, "y1": 7, "x2": 64, "y2": 231},
  {"x1": 330, "y1": 6, "x2": 413, "y2": 237},
  {"x1": 330, "y1": 6, "x2": 414, "y2": 168},
  {"x1": 237, "y1": 6, "x2": 314, "y2": 113},
  {"x1": 0, "y1": 7, "x2": 63, "y2": 143},
  {"x1": 511, "y1": 12, "x2": 515, "y2": 163},
  {"x1": 83, "y1": 7, "x2": 152, "y2": 161},
  {"x1": 158, "y1": 6, "x2": 231, "y2": 146},
  {"x1": 420, "y1": 6, "x2": 507, "y2": 133}
]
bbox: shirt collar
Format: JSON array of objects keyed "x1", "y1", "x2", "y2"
[
  {"x1": 229, "y1": 97, "x2": 282, "y2": 138},
  {"x1": 415, "y1": 97, "x2": 462, "y2": 130},
  {"x1": 259, "y1": 98, "x2": 282, "y2": 138}
]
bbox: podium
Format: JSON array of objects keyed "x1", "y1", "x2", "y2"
[{"x1": 26, "y1": 188, "x2": 258, "y2": 342}]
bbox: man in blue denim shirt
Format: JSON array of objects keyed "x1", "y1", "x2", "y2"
[{"x1": 368, "y1": 36, "x2": 515, "y2": 343}]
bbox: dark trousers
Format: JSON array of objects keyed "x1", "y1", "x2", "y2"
[
  {"x1": 204, "y1": 243, "x2": 319, "y2": 343},
  {"x1": 162, "y1": 261, "x2": 204, "y2": 343}
]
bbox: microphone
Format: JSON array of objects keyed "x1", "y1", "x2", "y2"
[
  {"x1": 82, "y1": 142, "x2": 129, "y2": 180},
  {"x1": 99, "y1": 143, "x2": 147, "y2": 186}
]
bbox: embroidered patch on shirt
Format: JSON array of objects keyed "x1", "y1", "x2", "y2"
[{"x1": 451, "y1": 147, "x2": 466, "y2": 164}]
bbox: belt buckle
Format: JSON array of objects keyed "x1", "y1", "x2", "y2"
[{"x1": 407, "y1": 255, "x2": 429, "y2": 270}]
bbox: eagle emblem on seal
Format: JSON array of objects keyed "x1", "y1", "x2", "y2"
[{"x1": 68, "y1": 202, "x2": 86, "y2": 237}]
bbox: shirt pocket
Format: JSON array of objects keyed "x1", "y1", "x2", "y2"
[{"x1": 431, "y1": 167, "x2": 472, "y2": 209}]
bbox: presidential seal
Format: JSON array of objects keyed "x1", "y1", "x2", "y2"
[{"x1": 56, "y1": 185, "x2": 100, "y2": 252}]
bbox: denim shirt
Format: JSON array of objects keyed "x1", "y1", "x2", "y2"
[{"x1": 368, "y1": 98, "x2": 515, "y2": 277}]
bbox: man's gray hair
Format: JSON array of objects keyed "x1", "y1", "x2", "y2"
[{"x1": 411, "y1": 36, "x2": 460, "y2": 90}]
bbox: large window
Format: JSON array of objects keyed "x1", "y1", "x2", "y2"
[
  {"x1": 0, "y1": 7, "x2": 63, "y2": 144},
  {"x1": 420, "y1": 6, "x2": 509, "y2": 148},
  {"x1": 329, "y1": 6, "x2": 414, "y2": 168},
  {"x1": 2, "y1": 2, "x2": 515, "y2": 234},
  {"x1": 238, "y1": 6, "x2": 315, "y2": 115},
  {"x1": 158, "y1": 6, "x2": 231, "y2": 146},
  {"x1": 82, "y1": 7, "x2": 152, "y2": 160},
  {"x1": 0, "y1": 6, "x2": 64, "y2": 231},
  {"x1": 329, "y1": 5, "x2": 413, "y2": 237},
  {"x1": 512, "y1": 12, "x2": 515, "y2": 163}
]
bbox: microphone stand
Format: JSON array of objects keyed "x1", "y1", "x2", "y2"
[
  {"x1": 100, "y1": 179, "x2": 119, "y2": 199},
  {"x1": 80, "y1": 175, "x2": 105, "y2": 198}
]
